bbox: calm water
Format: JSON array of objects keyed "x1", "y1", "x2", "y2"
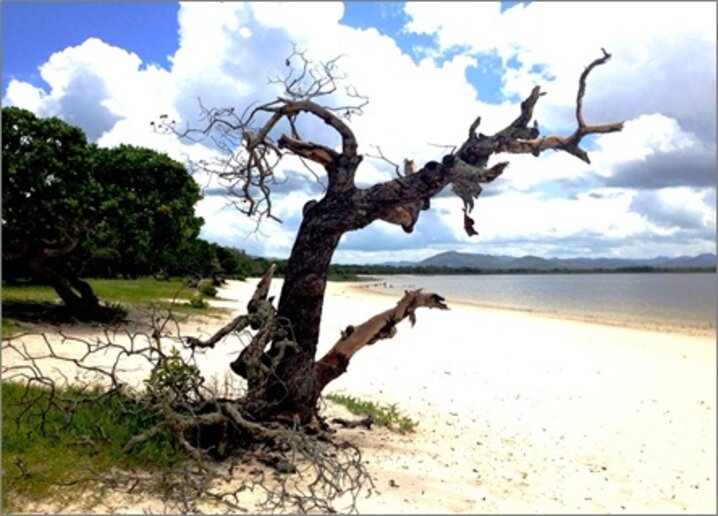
[{"x1": 367, "y1": 273, "x2": 717, "y2": 330}]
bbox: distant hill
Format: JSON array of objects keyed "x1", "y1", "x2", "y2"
[
  {"x1": 393, "y1": 251, "x2": 718, "y2": 271},
  {"x1": 654, "y1": 253, "x2": 717, "y2": 268},
  {"x1": 417, "y1": 251, "x2": 513, "y2": 269}
]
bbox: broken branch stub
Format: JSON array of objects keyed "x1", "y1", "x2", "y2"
[
  {"x1": 248, "y1": 263, "x2": 276, "y2": 313},
  {"x1": 185, "y1": 264, "x2": 277, "y2": 352},
  {"x1": 314, "y1": 290, "x2": 449, "y2": 391}
]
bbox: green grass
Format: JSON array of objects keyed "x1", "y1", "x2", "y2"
[
  {"x1": 1, "y1": 283, "x2": 59, "y2": 303},
  {"x1": 327, "y1": 273, "x2": 363, "y2": 282},
  {"x1": 325, "y1": 393, "x2": 417, "y2": 434},
  {"x1": 1, "y1": 318, "x2": 28, "y2": 337},
  {"x1": 1, "y1": 277, "x2": 225, "y2": 324},
  {"x1": 2, "y1": 277, "x2": 197, "y2": 305},
  {"x1": 2, "y1": 381, "x2": 184, "y2": 512}
]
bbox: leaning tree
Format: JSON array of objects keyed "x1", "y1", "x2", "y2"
[
  {"x1": 2, "y1": 108, "x2": 205, "y2": 321},
  {"x1": 162, "y1": 49, "x2": 623, "y2": 426},
  {"x1": 2, "y1": 107, "x2": 103, "y2": 319}
]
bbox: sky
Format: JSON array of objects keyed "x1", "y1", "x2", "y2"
[{"x1": 2, "y1": 1, "x2": 716, "y2": 264}]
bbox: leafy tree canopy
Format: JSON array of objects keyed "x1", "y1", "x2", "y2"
[
  {"x1": 78, "y1": 144, "x2": 204, "y2": 279},
  {"x1": 1, "y1": 107, "x2": 212, "y2": 317},
  {"x1": 2, "y1": 106, "x2": 96, "y2": 263}
]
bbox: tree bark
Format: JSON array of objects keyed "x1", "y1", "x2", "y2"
[
  {"x1": 262, "y1": 197, "x2": 347, "y2": 421},
  {"x1": 315, "y1": 290, "x2": 449, "y2": 391},
  {"x1": 27, "y1": 255, "x2": 103, "y2": 321}
]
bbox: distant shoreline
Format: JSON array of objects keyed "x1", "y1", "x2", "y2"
[
  {"x1": 351, "y1": 281, "x2": 715, "y2": 338},
  {"x1": 347, "y1": 272, "x2": 717, "y2": 337},
  {"x1": 351, "y1": 266, "x2": 717, "y2": 276},
  {"x1": 327, "y1": 265, "x2": 716, "y2": 277}
]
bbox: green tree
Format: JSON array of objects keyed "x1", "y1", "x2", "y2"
[
  {"x1": 215, "y1": 246, "x2": 265, "y2": 279},
  {"x1": 180, "y1": 239, "x2": 222, "y2": 280},
  {"x1": 2, "y1": 107, "x2": 103, "y2": 318},
  {"x1": 80, "y1": 145, "x2": 203, "y2": 279},
  {"x1": 2, "y1": 108, "x2": 204, "y2": 319}
]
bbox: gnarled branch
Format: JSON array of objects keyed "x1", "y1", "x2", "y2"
[
  {"x1": 277, "y1": 135, "x2": 338, "y2": 167},
  {"x1": 314, "y1": 290, "x2": 449, "y2": 391},
  {"x1": 349, "y1": 50, "x2": 622, "y2": 236},
  {"x1": 458, "y1": 49, "x2": 624, "y2": 166},
  {"x1": 185, "y1": 264, "x2": 277, "y2": 350},
  {"x1": 156, "y1": 53, "x2": 367, "y2": 221}
]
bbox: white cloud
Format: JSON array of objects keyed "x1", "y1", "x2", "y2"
[
  {"x1": 4, "y1": 37, "x2": 179, "y2": 140},
  {"x1": 4, "y1": 80, "x2": 45, "y2": 112},
  {"x1": 404, "y1": 2, "x2": 717, "y2": 141},
  {"x1": 3, "y1": 1, "x2": 715, "y2": 260},
  {"x1": 631, "y1": 187, "x2": 716, "y2": 231},
  {"x1": 196, "y1": 194, "x2": 298, "y2": 257},
  {"x1": 594, "y1": 114, "x2": 696, "y2": 169}
]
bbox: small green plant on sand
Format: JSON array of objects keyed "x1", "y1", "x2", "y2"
[
  {"x1": 199, "y1": 283, "x2": 218, "y2": 298},
  {"x1": 144, "y1": 348, "x2": 203, "y2": 400},
  {"x1": 187, "y1": 297, "x2": 209, "y2": 309},
  {"x1": 325, "y1": 393, "x2": 417, "y2": 434}
]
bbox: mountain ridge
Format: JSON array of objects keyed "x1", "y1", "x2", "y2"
[{"x1": 380, "y1": 251, "x2": 717, "y2": 270}]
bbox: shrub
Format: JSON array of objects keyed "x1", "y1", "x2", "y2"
[
  {"x1": 187, "y1": 297, "x2": 208, "y2": 309},
  {"x1": 199, "y1": 283, "x2": 218, "y2": 298}
]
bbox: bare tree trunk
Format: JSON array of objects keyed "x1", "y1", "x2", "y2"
[{"x1": 265, "y1": 202, "x2": 345, "y2": 422}]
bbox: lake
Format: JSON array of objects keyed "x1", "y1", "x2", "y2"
[{"x1": 364, "y1": 273, "x2": 717, "y2": 331}]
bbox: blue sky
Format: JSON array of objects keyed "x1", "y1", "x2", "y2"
[
  {"x1": 2, "y1": 2, "x2": 503, "y2": 101},
  {"x1": 2, "y1": 2, "x2": 179, "y2": 90},
  {"x1": 2, "y1": 1, "x2": 716, "y2": 263}
]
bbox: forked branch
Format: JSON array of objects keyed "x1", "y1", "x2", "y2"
[
  {"x1": 458, "y1": 49, "x2": 624, "y2": 166},
  {"x1": 352, "y1": 50, "x2": 623, "y2": 236},
  {"x1": 156, "y1": 51, "x2": 368, "y2": 221}
]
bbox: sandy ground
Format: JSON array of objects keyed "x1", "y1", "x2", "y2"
[{"x1": 3, "y1": 278, "x2": 716, "y2": 514}]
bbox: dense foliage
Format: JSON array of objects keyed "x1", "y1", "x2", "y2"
[
  {"x1": 1, "y1": 107, "x2": 268, "y2": 317},
  {"x1": 77, "y1": 144, "x2": 204, "y2": 279},
  {"x1": 2, "y1": 107, "x2": 95, "y2": 266}
]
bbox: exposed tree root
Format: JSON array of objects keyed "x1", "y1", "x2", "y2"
[
  {"x1": 331, "y1": 417, "x2": 374, "y2": 430},
  {"x1": 2, "y1": 278, "x2": 377, "y2": 513}
]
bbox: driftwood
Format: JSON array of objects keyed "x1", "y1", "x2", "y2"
[{"x1": 331, "y1": 416, "x2": 374, "y2": 430}]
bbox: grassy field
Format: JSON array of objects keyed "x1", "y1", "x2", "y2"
[
  {"x1": 1, "y1": 277, "x2": 229, "y2": 335},
  {"x1": 2, "y1": 381, "x2": 184, "y2": 512},
  {"x1": 0, "y1": 278, "x2": 232, "y2": 509},
  {"x1": 3, "y1": 277, "x2": 202, "y2": 305}
]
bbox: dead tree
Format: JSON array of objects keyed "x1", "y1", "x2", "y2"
[{"x1": 164, "y1": 48, "x2": 623, "y2": 425}]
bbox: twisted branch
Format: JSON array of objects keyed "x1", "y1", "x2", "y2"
[
  {"x1": 349, "y1": 49, "x2": 623, "y2": 236},
  {"x1": 155, "y1": 50, "x2": 368, "y2": 221},
  {"x1": 314, "y1": 290, "x2": 449, "y2": 391}
]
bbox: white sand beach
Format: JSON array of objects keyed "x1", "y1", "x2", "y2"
[{"x1": 4, "y1": 278, "x2": 716, "y2": 514}]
